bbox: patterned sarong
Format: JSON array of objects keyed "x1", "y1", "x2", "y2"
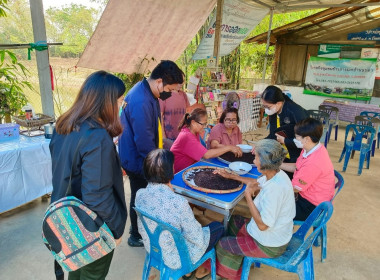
[{"x1": 207, "y1": 215, "x2": 288, "y2": 280}]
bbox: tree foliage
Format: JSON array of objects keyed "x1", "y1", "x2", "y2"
[
  {"x1": 0, "y1": 1, "x2": 32, "y2": 122},
  {"x1": 45, "y1": 4, "x2": 101, "y2": 58}
]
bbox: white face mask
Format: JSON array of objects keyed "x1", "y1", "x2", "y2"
[
  {"x1": 265, "y1": 107, "x2": 277, "y2": 116},
  {"x1": 293, "y1": 138, "x2": 303, "y2": 149}
]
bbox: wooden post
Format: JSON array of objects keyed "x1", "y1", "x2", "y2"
[
  {"x1": 271, "y1": 43, "x2": 281, "y2": 84},
  {"x1": 262, "y1": 7, "x2": 274, "y2": 83},
  {"x1": 213, "y1": 0, "x2": 224, "y2": 67},
  {"x1": 29, "y1": 0, "x2": 55, "y2": 117}
]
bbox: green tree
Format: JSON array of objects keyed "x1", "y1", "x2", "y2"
[
  {"x1": 45, "y1": 4, "x2": 100, "y2": 57},
  {"x1": 0, "y1": 0, "x2": 9, "y2": 17},
  {"x1": 0, "y1": 0, "x2": 33, "y2": 59}
]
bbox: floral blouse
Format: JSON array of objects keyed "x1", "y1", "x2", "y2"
[{"x1": 135, "y1": 183, "x2": 210, "y2": 269}]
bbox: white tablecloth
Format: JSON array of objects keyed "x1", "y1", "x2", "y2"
[{"x1": 0, "y1": 135, "x2": 52, "y2": 213}]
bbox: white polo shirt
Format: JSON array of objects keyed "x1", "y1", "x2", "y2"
[{"x1": 247, "y1": 170, "x2": 296, "y2": 247}]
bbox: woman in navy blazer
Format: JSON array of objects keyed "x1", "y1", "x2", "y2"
[{"x1": 49, "y1": 71, "x2": 128, "y2": 279}]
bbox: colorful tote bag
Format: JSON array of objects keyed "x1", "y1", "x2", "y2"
[
  {"x1": 42, "y1": 129, "x2": 115, "y2": 277},
  {"x1": 42, "y1": 196, "x2": 116, "y2": 271}
]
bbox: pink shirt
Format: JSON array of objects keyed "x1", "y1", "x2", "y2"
[
  {"x1": 292, "y1": 144, "x2": 335, "y2": 206},
  {"x1": 159, "y1": 90, "x2": 190, "y2": 140},
  {"x1": 171, "y1": 127, "x2": 208, "y2": 173},
  {"x1": 207, "y1": 123, "x2": 242, "y2": 148}
]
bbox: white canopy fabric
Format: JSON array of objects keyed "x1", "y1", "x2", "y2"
[{"x1": 77, "y1": 0, "x2": 216, "y2": 74}]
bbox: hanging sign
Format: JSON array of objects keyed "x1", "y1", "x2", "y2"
[
  {"x1": 304, "y1": 56, "x2": 377, "y2": 101},
  {"x1": 192, "y1": 0, "x2": 269, "y2": 60},
  {"x1": 348, "y1": 27, "x2": 380, "y2": 41}
]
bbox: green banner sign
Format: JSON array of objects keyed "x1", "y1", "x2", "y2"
[{"x1": 304, "y1": 56, "x2": 377, "y2": 101}]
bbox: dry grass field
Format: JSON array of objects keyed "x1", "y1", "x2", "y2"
[{"x1": 21, "y1": 57, "x2": 95, "y2": 118}]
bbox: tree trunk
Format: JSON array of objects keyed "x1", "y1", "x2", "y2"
[{"x1": 5, "y1": 113, "x2": 11, "y2": 123}]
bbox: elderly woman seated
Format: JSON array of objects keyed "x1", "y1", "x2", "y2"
[
  {"x1": 195, "y1": 139, "x2": 295, "y2": 280},
  {"x1": 135, "y1": 149, "x2": 224, "y2": 279},
  {"x1": 281, "y1": 117, "x2": 335, "y2": 221}
]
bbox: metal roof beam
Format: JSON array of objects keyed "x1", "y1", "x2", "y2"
[
  {"x1": 280, "y1": 2, "x2": 380, "y2": 12},
  {"x1": 249, "y1": 0, "x2": 272, "y2": 9}
]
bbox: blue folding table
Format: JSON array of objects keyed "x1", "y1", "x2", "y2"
[{"x1": 171, "y1": 159, "x2": 260, "y2": 229}]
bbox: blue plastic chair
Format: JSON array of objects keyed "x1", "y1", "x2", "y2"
[
  {"x1": 134, "y1": 207, "x2": 216, "y2": 280},
  {"x1": 306, "y1": 110, "x2": 330, "y2": 147},
  {"x1": 354, "y1": 116, "x2": 380, "y2": 157},
  {"x1": 319, "y1": 105, "x2": 339, "y2": 142},
  {"x1": 359, "y1": 111, "x2": 380, "y2": 118},
  {"x1": 339, "y1": 124, "x2": 376, "y2": 175},
  {"x1": 357, "y1": 114, "x2": 380, "y2": 150},
  {"x1": 294, "y1": 170, "x2": 344, "y2": 262},
  {"x1": 359, "y1": 111, "x2": 380, "y2": 149},
  {"x1": 241, "y1": 201, "x2": 334, "y2": 280}
]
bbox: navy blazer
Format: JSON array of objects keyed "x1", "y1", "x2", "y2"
[
  {"x1": 118, "y1": 78, "x2": 161, "y2": 175},
  {"x1": 49, "y1": 121, "x2": 127, "y2": 239},
  {"x1": 266, "y1": 97, "x2": 308, "y2": 162}
]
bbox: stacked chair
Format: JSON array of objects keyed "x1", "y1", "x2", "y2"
[
  {"x1": 306, "y1": 110, "x2": 330, "y2": 147},
  {"x1": 339, "y1": 124, "x2": 376, "y2": 175},
  {"x1": 319, "y1": 105, "x2": 339, "y2": 142}
]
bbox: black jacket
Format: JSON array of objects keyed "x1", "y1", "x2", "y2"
[
  {"x1": 266, "y1": 97, "x2": 308, "y2": 162},
  {"x1": 49, "y1": 121, "x2": 127, "y2": 239}
]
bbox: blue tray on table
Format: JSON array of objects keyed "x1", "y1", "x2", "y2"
[{"x1": 171, "y1": 161, "x2": 260, "y2": 210}]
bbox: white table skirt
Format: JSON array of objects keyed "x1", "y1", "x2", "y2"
[{"x1": 0, "y1": 135, "x2": 52, "y2": 213}]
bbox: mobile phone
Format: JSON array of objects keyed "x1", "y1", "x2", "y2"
[{"x1": 276, "y1": 130, "x2": 287, "y2": 138}]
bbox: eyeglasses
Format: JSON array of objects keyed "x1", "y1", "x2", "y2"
[
  {"x1": 262, "y1": 104, "x2": 275, "y2": 110},
  {"x1": 224, "y1": 118, "x2": 237, "y2": 123},
  {"x1": 196, "y1": 121, "x2": 208, "y2": 127}
]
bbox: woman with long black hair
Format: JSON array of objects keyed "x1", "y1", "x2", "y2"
[{"x1": 50, "y1": 71, "x2": 128, "y2": 279}]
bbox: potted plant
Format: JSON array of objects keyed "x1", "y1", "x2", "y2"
[{"x1": 0, "y1": 50, "x2": 32, "y2": 123}]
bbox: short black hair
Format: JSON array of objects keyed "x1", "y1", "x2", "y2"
[
  {"x1": 219, "y1": 107, "x2": 240, "y2": 124},
  {"x1": 261, "y1": 85, "x2": 288, "y2": 104},
  {"x1": 143, "y1": 149, "x2": 175, "y2": 183},
  {"x1": 150, "y1": 60, "x2": 184, "y2": 86},
  {"x1": 294, "y1": 118, "x2": 323, "y2": 143}
]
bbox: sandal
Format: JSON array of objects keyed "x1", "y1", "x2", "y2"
[
  {"x1": 182, "y1": 271, "x2": 195, "y2": 280},
  {"x1": 195, "y1": 273, "x2": 210, "y2": 280}
]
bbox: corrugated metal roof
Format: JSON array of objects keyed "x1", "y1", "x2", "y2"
[{"x1": 245, "y1": 2, "x2": 380, "y2": 44}]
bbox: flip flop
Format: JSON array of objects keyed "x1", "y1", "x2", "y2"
[
  {"x1": 182, "y1": 271, "x2": 195, "y2": 280},
  {"x1": 195, "y1": 273, "x2": 211, "y2": 280}
]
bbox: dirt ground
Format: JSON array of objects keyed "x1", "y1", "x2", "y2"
[{"x1": 0, "y1": 125, "x2": 379, "y2": 279}]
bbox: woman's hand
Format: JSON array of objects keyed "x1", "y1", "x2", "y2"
[
  {"x1": 230, "y1": 146, "x2": 243, "y2": 157},
  {"x1": 275, "y1": 133, "x2": 285, "y2": 144},
  {"x1": 213, "y1": 168, "x2": 235, "y2": 180},
  {"x1": 244, "y1": 181, "x2": 260, "y2": 198}
]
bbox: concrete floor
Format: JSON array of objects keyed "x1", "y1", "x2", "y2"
[{"x1": 1, "y1": 126, "x2": 380, "y2": 279}]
